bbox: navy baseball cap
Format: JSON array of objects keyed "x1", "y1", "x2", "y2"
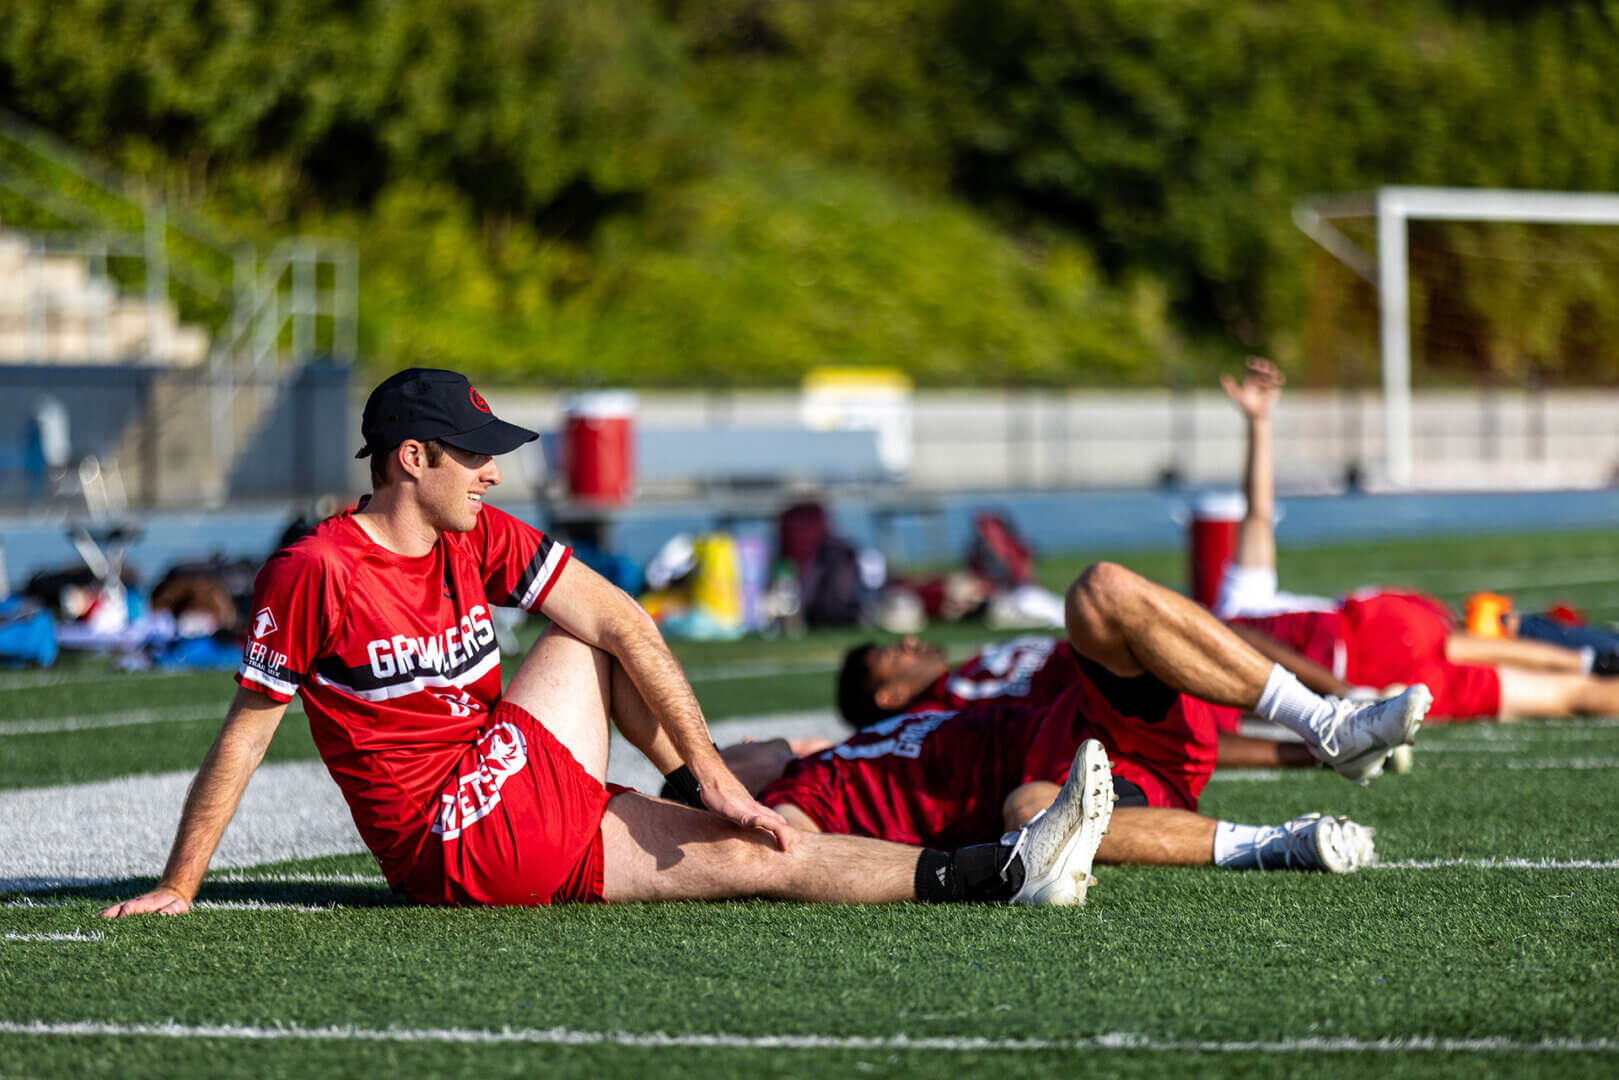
[{"x1": 355, "y1": 368, "x2": 537, "y2": 459}]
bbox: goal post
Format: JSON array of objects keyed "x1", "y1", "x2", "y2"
[{"x1": 1294, "y1": 186, "x2": 1619, "y2": 487}]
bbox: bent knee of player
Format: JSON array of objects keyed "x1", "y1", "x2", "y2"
[
  {"x1": 1066, "y1": 562, "x2": 1138, "y2": 643},
  {"x1": 1002, "y1": 781, "x2": 1059, "y2": 831}
]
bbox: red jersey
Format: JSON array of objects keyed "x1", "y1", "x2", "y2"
[
  {"x1": 236, "y1": 505, "x2": 571, "y2": 886},
  {"x1": 1229, "y1": 590, "x2": 1499, "y2": 720},
  {"x1": 761, "y1": 702, "x2": 1066, "y2": 849},
  {"x1": 761, "y1": 672, "x2": 1228, "y2": 844},
  {"x1": 914, "y1": 636, "x2": 1082, "y2": 713},
  {"x1": 910, "y1": 636, "x2": 1230, "y2": 798}
]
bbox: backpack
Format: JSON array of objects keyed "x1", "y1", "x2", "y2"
[
  {"x1": 777, "y1": 501, "x2": 831, "y2": 577},
  {"x1": 804, "y1": 536, "x2": 868, "y2": 627},
  {"x1": 967, "y1": 510, "x2": 1035, "y2": 588}
]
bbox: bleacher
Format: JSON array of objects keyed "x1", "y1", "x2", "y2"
[{"x1": 0, "y1": 231, "x2": 210, "y2": 367}]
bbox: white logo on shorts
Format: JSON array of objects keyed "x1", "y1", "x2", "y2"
[{"x1": 431, "y1": 720, "x2": 529, "y2": 840}]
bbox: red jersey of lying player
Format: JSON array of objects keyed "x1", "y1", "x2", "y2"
[
  {"x1": 1228, "y1": 590, "x2": 1500, "y2": 721},
  {"x1": 904, "y1": 635, "x2": 1235, "y2": 807},
  {"x1": 761, "y1": 668, "x2": 1228, "y2": 847},
  {"x1": 236, "y1": 503, "x2": 571, "y2": 891}
]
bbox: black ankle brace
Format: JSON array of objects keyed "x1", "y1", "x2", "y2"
[{"x1": 914, "y1": 842, "x2": 1023, "y2": 903}]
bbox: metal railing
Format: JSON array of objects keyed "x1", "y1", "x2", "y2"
[{"x1": 0, "y1": 106, "x2": 357, "y2": 503}]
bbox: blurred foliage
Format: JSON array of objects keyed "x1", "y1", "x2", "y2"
[{"x1": 2, "y1": 0, "x2": 1618, "y2": 385}]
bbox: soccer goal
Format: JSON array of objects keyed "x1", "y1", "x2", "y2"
[{"x1": 1294, "y1": 186, "x2": 1619, "y2": 487}]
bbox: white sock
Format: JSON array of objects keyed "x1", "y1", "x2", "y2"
[
  {"x1": 1580, "y1": 646, "x2": 1596, "y2": 675},
  {"x1": 1213, "y1": 821, "x2": 1282, "y2": 870},
  {"x1": 1255, "y1": 663, "x2": 1335, "y2": 741}
]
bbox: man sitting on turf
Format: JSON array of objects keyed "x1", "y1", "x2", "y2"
[
  {"x1": 102, "y1": 368, "x2": 1120, "y2": 915},
  {"x1": 1217, "y1": 357, "x2": 1619, "y2": 723}
]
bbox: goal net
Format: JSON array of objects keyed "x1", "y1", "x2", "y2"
[{"x1": 1296, "y1": 187, "x2": 1619, "y2": 488}]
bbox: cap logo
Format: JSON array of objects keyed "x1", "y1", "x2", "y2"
[{"x1": 469, "y1": 386, "x2": 491, "y2": 414}]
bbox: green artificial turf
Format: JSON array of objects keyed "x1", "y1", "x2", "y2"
[{"x1": 4, "y1": 529, "x2": 1619, "y2": 1077}]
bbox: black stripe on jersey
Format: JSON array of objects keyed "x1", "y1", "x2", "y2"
[
  {"x1": 507, "y1": 534, "x2": 558, "y2": 609},
  {"x1": 313, "y1": 635, "x2": 498, "y2": 694}
]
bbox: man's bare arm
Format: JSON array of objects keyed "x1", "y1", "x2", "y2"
[
  {"x1": 101, "y1": 687, "x2": 287, "y2": 917},
  {"x1": 538, "y1": 557, "x2": 795, "y2": 847},
  {"x1": 1224, "y1": 621, "x2": 1355, "y2": 698},
  {"x1": 1221, "y1": 357, "x2": 1284, "y2": 571}
]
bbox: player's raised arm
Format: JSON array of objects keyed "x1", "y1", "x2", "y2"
[
  {"x1": 1221, "y1": 357, "x2": 1285, "y2": 572},
  {"x1": 100, "y1": 687, "x2": 287, "y2": 918},
  {"x1": 535, "y1": 555, "x2": 797, "y2": 849}
]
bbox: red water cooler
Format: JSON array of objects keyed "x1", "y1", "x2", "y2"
[
  {"x1": 1187, "y1": 491, "x2": 1245, "y2": 610},
  {"x1": 563, "y1": 392, "x2": 636, "y2": 503}
]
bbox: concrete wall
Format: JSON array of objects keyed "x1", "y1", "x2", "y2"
[{"x1": 481, "y1": 386, "x2": 1619, "y2": 499}]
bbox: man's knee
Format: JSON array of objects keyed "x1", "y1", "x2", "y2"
[{"x1": 1066, "y1": 562, "x2": 1142, "y2": 639}]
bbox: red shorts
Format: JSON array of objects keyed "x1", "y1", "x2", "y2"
[
  {"x1": 398, "y1": 700, "x2": 615, "y2": 906},
  {"x1": 1342, "y1": 592, "x2": 1501, "y2": 720},
  {"x1": 1038, "y1": 663, "x2": 1227, "y2": 811}
]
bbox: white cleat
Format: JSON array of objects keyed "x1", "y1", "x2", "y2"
[
  {"x1": 1257, "y1": 813, "x2": 1378, "y2": 872},
  {"x1": 1307, "y1": 684, "x2": 1431, "y2": 785},
  {"x1": 1007, "y1": 739, "x2": 1114, "y2": 906},
  {"x1": 1386, "y1": 743, "x2": 1415, "y2": 774}
]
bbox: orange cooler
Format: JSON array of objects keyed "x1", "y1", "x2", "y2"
[{"x1": 563, "y1": 392, "x2": 636, "y2": 503}]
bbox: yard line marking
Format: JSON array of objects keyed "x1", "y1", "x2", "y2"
[
  {"x1": 190, "y1": 901, "x2": 339, "y2": 913},
  {"x1": 1374, "y1": 858, "x2": 1619, "y2": 870},
  {"x1": 0, "y1": 899, "x2": 340, "y2": 913},
  {"x1": 207, "y1": 872, "x2": 386, "y2": 886},
  {"x1": 3, "y1": 930, "x2": 104, "y2": 942},
  {"x1": 0, "y1": 1021, "x2": 1616, "y2": 1054}
]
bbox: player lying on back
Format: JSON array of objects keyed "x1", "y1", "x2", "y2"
[
  {"x1": 696, "y1": 558, "x2": 1435, "y2": 870},
  {"x1": 835, "y1": 633, "x2": 1360, "y2": 771},
  {"x1": 758, "y1": 661, "x2": 1384, "y2": 875},
  {"x1": 1217, "y1": 358, "x2": 1619, "y2": 723}
]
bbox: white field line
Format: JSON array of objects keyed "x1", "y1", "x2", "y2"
[
  {"x1": 0, "y1": 1020, "x2": 1616, "y2": 1054},
  {"x1": 3, "y1": 930, "x2": 104, "y2": 942},
  {"x1": 1374, "y1": 858, "x2": 1619, "y2": 870},
  {"x1": 0, "y1": 900, "x2": 338, "y2": 913},
  {"x1": 207, "y1": 872, "x2": 385, "y2": 885}
]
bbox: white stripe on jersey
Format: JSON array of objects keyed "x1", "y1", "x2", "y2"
[
  {"x1": 519, "y1": 542, "x2": 567, "y2": 611},
  {"x1": 313, "y1": 647, "x2": 501, "y2": 703},
  {"x1": 238, "y1": 665, "x2": 299, "y2": 698}
]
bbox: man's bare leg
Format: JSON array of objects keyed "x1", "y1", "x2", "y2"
[
  {"x1": 1217, "y1": 733, "x2": 1318, "y2": 768},
  {"x1": 1006, "y1": 782, "x2": 1215, "y2": 866},
  {"x1": 501, "y1": 624, "x2": 615, "y2": 781},
  {"x1": 1064, "y1": 561, "x2": 1428, "y2": 785},
  {"x1": 1496, "y1": 667, "x2": 1619, "y2": 720},
  {"x1": 1065, "y1": 562, "x2": 1275, "y2": 704},
  {"x1": 1001, "y1": 781, "x2": 1372, "y2": 872},
  {"x1": 601, "y1": 792, "x2": 918, "y2": 902}
]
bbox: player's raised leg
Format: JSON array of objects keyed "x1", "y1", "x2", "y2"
[{"x1": 1063, "y1": 561, "x2": 1428, "y2": 782}]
